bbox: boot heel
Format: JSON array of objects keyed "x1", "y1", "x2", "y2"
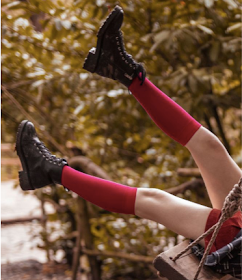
[
  {"x1": 19, "y1": 171, "x2": 33, "y2": 191},
  {"x1": 83, "y1": 48, "x2": 98, "y2": 73}
]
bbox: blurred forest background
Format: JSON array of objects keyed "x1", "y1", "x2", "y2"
[{"x1": 1, "y1": 0, "x2": 241, "y2": 279}]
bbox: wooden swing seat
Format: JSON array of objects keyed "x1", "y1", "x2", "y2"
[{"x1": 153, "y1": 240, "x2": 237, "y2": 280}]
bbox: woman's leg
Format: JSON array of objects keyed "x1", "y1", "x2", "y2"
[
  {"x1": 17, "y1": 120, "x2": 211, "y2": 247},
  {"x1": 128, "y1": 77, "x2": 242, "y2": 209},
  {"x1": 83, "y1": 6, "x2": 241, "y2": 210},
  {"x1": 185, "y1": 127, "x2": 242, "y2": 209},
  {"x1": 135, "y1": 188, "x2": 211, "y2": 246},
  {"x1": 62, "y1": 166, "x2": 211, "y2": 245},
  {"x1": 129, "y1": 77, "x2": 201, "y2": 146}
]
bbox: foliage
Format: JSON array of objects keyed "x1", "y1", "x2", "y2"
[{"x1": 1, "y1": 0, "x2": 241, "y2": 279}]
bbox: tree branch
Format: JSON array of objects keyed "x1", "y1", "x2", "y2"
[
  {"x1": 1, "y1": 216, "x2": 42, "y2": 225},
  {"x1": 69, "y1": 159, "x2": 103, "y2": 280},
  {"x1": 208, "y1": 81, "x2": 231, "y2": 154},
  {"x1": 4, "y1": 80, "x2": 35, "y2": 90},
  {"x1": 176, "y1": 168, "x2": 201, "y2": 177},
  {"x1": 203, "y1": 113, "x2": 214, "y2": 134},
  {"x1": 210, "y1": 104, "x2": 231, "y2": 154},
  {"x1": 165, "y1": 179, "x2": 204, "y2": 195},
  {"x1": 81, "y1": 247, "x2": 154, "y2": 263},
  {"x1": 68, "y1": 156, "x2": 111, "y2": 180}
]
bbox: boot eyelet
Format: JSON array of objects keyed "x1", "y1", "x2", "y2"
[
  {"x1": 118, "y1": 47, "x2": 121, "y2": 51},
  {"x1": 125, "y1": 60, "x2": 128, "y2": 64},
  {"x1": 122, "y1": 57, "x2": 125, "y2": 60},
  {"x1": 120, "y1": 52, "x2": 123, "y2": 55},
  {"x1": 129, "y1": 64, "x2": 132, "y2": 67},
  {"x1": 116, "y1": 37, "x2": 119, "y2": 40},
  {"x1": 117, "y1": 42, "x2": 119, "y2": 45}
]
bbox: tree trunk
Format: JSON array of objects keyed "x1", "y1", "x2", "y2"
[
  {"x1": 68, "y1": 157, "x2": 107, "y2": 280},
  {"x1": 78, "y1": 197, "x2": 101, "y2": 280}
]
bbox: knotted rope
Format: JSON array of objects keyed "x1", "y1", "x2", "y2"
[{"x1": 172, "y1": 177, "x2": 242, "y2": 280}]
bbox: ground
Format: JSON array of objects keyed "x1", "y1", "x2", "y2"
[
  {"x1": 1, "y1": 260, "x2": 73, "y2": 280},
  {"x1": 1, "y1": 180, "x2": 88, "y2": 280}
]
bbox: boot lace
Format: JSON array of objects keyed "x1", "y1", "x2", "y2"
[
  {"x1": 34, "y1": 141, "x2": 64, "y2": 166},
  {"x1": 115, "y1": 31, "x2": 146, "y2": 85}
]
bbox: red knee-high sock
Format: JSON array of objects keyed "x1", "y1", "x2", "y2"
[
  {"x1": 129, "y1": 77, "x2": 201, "y2": 146},
  {"x1": 62, "y1": 166, "x2": 137, "y2": 215}
]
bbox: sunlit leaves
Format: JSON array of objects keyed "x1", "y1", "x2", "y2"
[{"x1": 1, "y1": 0, "x2": 241, "y2": 278}]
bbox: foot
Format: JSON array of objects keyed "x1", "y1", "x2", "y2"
[
  {"x1": 83, "y1": 5, "x2": 146, "y2": 87},
  {"x1": 16, "y1": 120, "x2": 68, "y2": 191}
]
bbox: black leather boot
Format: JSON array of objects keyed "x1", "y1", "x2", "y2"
[
  {"x1": 83, "y1": 5, "x2": 146, "y2": 87},
  {"x1": 16, "y1": 120, "x2": 68, "y2": 191}
]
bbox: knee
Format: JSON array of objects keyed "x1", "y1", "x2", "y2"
[
  {"x1": 135, "y1": 188, "x2": 164, "y2": 217},
  {"x1": 204, "y1": 134, "x2": 226, "y2": 154},
  {"x1": 136, "y1": 188, "x2": 165, "y2": 210},
  {"x1": 193, "y1": 127, "x2": 227, "y2": 155},
  {"x1": 138, "y1": 188, "x2": 163, "y2": 200}
]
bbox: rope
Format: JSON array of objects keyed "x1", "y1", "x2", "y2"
[{"x1": 171, "y1": 177, "x2": 242, "y2": 280}]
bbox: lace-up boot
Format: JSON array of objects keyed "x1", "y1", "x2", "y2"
[
  {"x1": 16, "y1": 120, "x2": 68, "y2": 191},
  {"x1": 83, "y1": 5, "x2": 146, "y2": 87}
]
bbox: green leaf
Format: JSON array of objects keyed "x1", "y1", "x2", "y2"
[
  {"x1": 226, "y1": 23, "x2": 242, "y2": 33},
  {"x1": 150, "y1": 30, "x2": 170, "y2": 52},
  {"x1": 197, "y1": 24, "x2": 214, "y2": 35},
  {"x1": 6, "y1": 1, "x2": 20, "y2": 8},
  {"x1": 61, "y1": 20, "x2": 71, "y2": 30}
]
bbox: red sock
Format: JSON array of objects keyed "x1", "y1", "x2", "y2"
[
  {"x1": 129, "y1": 77, "x2": 201, "y2": 146},
  {"x1": 62, "y1": 166, "x2": 137, "y2": 215}
]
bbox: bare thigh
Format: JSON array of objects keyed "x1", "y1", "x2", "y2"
[
  {"x1": 135, "y1": 188, "x2": 212, "y2": 246},
  {"x1": 186, "y1": 126, "x2": 242, "y2": 209}
]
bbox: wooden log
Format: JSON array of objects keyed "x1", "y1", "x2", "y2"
[
  {"x1": 68, "y1": 156, "x2": 111, "y2": 181},
  {"x1": 1, "y1": 216, "x2": 42, "y2": 225},
  {"x1": 165, "y1": 179, "x2": 204, "y2": 195},
  {"x1": 153, "y1": 240, "x2": 237, "y2": 280},
  {"x1": 177, "y1": 168, "x2": 201, "y2": 177},
  {"x1": 81, "y1": 248, "x2": 154, "y2": 263}
]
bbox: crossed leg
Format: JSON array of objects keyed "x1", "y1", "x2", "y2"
[
  {"x1": 129, "y1": 77, "x2": 241, "y2": 245},
  {"x1": 61, "y1": 77, "x2": 241, "y2": 246},
  {"x1": 77, "y1": 6, "x2": 241, "y2": 249},
  {"x1": 55, "y1": 78, "x2": 242, "y2": 248},
  {"x1": 135, "y1": 127, "x2": 241, "y2": 246}
]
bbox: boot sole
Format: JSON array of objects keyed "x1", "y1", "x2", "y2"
[
  {"x1": 16, "y1": 120, "x2": 34, "y2": 191},
  {"x1": 83, "y1": 6, "x2": 123, "y2": 73}
]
